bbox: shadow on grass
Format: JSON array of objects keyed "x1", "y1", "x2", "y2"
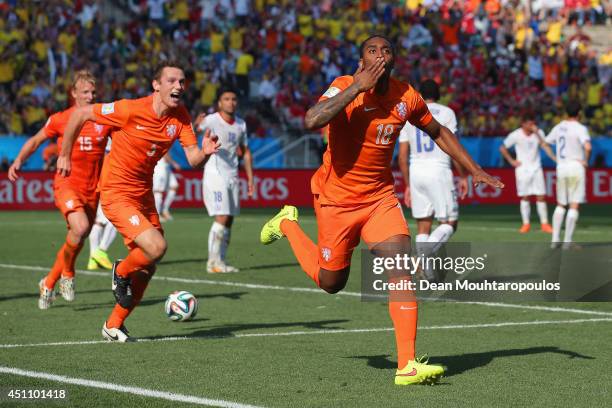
[
  {"x1": 0, "y1": 289, "x2": 110, "y2": 303},
  {"x1": 141, "y1": 319, "x2": 350, "y2": 340},
  {"x1": 159, "y1": 258, "x2": 300, "y2": 272},
  {"x1": 159, "y1": 258, "x2": 206, "y2": 266},
  {"x1": 351, "y1": 346, "x2": 594, "y2": 376},
  {"x1": 240, "y1": 262, "x2": 300, "y2": 271},
  {"x1": 72, "y1": 291, "x2": 249, "y2": 311}
]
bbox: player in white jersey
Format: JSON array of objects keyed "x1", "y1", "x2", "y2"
[
  {"x1": 500, "y1": 115, "x2": 556, "y2": 234},
  {"x1": 88, "y1": 138, "x2": 117, "y2": 270},
  {"x1": 197, "y1": 88, "x2": 254, "y2": 273},
  {"x1": 398, "y1": 80, "x2": 468, "y2": 281},
  {"x1": 153, "y1": 152, "x2": 180, "y2": 221},
  {"x1": 544, "y1": 101, "x2": 591, "y2": 249}
]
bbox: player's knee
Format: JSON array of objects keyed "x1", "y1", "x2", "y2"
[
  {"x1": 71, "y1": 221, "x2": 90, "y2": 240},
  {"x1": 318, "y1": 267, "x2": 349, "y2": 294},
  {"x1": 145, "y1": 238, "x2": 167, "y2": 261},
  {"x1": 449, "y1": 221, "x2": 458, "y2": 232},
  {"x1": 320, "y1": 280, "x2": 347, "y2": 294}
]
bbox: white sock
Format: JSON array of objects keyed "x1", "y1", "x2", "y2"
[
  {"x1": 520, "y1": 200, "x2": 531, "y2": 225},
  {"x1": 563, "y1": 209, "x2": 579, "y2": 243},
  {"x1": 220, "y1": 227, "x2": 231, "y2": 261},
  {"x1": 536, "y1": 201, "x2": 549, "y2": 225},
  {"x1": 162, "y1": 188, "x2": 176, "y2": 213},
  {"x1": 427, "y1": 223, "x2": 455, "y2": 254},
  {"x1": 99, "y1": 223, "x2": 117, "y2": 252},
  {"x1": 154, "y1": 192, "x2": 163, "y2": 213},
  {"x1": 208, "y1": 222, "x2": 226, "y2": 263},
  {"x1": 552, "y1": 206, "x2": 566, "y2": 243},
  {"x1": 415, "y1": 234, "x2": 429, "y2": 257},
  {"x1": 89, "y1": 224, "x2": 102, "y2": 256}
]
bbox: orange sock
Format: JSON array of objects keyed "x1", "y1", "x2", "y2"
[
  {"x1": 116, "y1": 248, "x2": 152, "y2": 278},
  {"x1": 62, "y1": 238, "x2": 84, "y2": 279},
  {"x1": 388, "y1": 276, "x2": 418, "y2": 369},
  {"x1": 280, "y1": 219, "x2": 320, "y2": 286},
  {"x1": 106, "y1": 270, "x2": 152, "y2": 328},
  {"x1": 44, "y1": 246, "x2": 65, "y2": 290}
]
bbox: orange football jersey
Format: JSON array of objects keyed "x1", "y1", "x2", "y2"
[
  {"x1": 91, "y1": 95, "x2": 196, "y2": 200},
  {"x1": 45, "y1": 106, "x2": 111, "y2": 197},
  {"x1": 311, "y1": 75, "x2": 433, "y2": 205}
]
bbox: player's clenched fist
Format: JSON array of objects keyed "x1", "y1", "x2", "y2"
[
  {"x1": 353, "y1": 57, "x2": 386, "y2": 92},
  {"x1": 56, "y1": 155, "x2": 71, "y2": 177}
]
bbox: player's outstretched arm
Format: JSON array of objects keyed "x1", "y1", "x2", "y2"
[
  {"x1": 8, "y1": 128, "x2": 49, "y2": 182},
  {"x1": 424, "y1": 119, "x2": 504, "y2": 189},
  {"x1": 183, "y1": 128, "x2": 221, "y2": 168},
  {"x1": 56, "y1": 106, "x2": 96, "y2": 177},
  {"x1": 241, "y1": 143, "x2": 255, "y2": 197},
  {"x1": 304, "y1": 58, "x2": 386, "y2": 130}
]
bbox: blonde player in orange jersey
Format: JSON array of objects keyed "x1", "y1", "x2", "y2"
[
  {"x1": 260, "y1": 36, "x2": 504, "y2": 385},
  {"x1": 56, "y1": 61, "x2": 221, "y2": 342},
  {"x1": 8, "y1": 70, "x2": 112, "y2": 310}
]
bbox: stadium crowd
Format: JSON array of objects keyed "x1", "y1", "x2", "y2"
[{"x1": 0, "y1": 0, "x2": 611, "y2": 140}]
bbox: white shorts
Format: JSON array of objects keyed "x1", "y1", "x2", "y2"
[
  {"x1": 95, "y1": 203, "x2": 110, "y2": 225},
  {"x1": 409, "y1": 166, "x2": 458, "y2": 221},
  {"x1": 515, "y1": 166, "x2": 546, "y2": 197},
  {"x1": 556, "y1": 162, "x2": 586, "y2": 205},
  {"x1": 153, "y1": 165, "x2": 178, "y2": 192},
  {"x1": 203, "y1": 176, "x2": 240, "y2": 216}
]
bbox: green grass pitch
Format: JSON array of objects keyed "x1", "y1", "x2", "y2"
[{"x1": 0, "y1": 205, "x2": 611, "y2": 407}]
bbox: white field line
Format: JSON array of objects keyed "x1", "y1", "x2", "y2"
[
  {"x1": 1, "y1": 263, "x2": 612, "y2": 318},
  {"x1": 0, "y1": 318, "x2": 610, "y2": 349},
  {"x1": 0, "y1": 366, "x2": 263, "y2": 408}
]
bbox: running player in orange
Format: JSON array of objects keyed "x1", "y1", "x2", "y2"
[
  {"x1": 260, "y1": 36, "x2": 504, "y2": 385},
  {"x1": 56, "y1": 61, "x2": 220, "y2": 342},
  {"x1": 8, "y1": 70, "x2": 112, "y2": 309}
]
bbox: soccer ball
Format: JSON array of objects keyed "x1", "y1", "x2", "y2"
[{"x1": 164, "y1": 291, "x2": 198, "y2": 321}]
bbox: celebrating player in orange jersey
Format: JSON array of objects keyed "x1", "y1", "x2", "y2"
[
  {"x1": 8, "y1": 70, "x2": 112, "y2": 310},
  {"x1": 260, "y1": 36, "x2": 504, "y2": 385},
  {"x1": 56, "y1": 61, "x2": 220, "y2": 342}
]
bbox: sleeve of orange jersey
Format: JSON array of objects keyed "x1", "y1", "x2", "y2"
[
  {"x1": 406, "y1": 91, "x2": 433, "y2": 129},
  {"x1": 91, "y1": 100, "x2": 131, "y2": 128},
  {"x1": 318, "y1": 76, "x2": 353, "y2": 102},
  {"x1": 44, "y1": 112, "x2": 62, "y2": 139},
  {"x1": 177, "y1": 108, "x2": 197, "y2": 147}
]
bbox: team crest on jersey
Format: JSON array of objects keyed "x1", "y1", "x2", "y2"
[
  {"x1": 395, "y1": 102, "x2": 407, "y2": 120},
  {"x1": 228, "y1": 132, "x2": 237, "y2": 143},
  {"x1": 129, "y1": 215, "x2": 140, "y2": 226},
  {"x1": 321, "y1": 247, "x2": 332, "y2": 262},
  {"x1": 166, "y1": 124, "x2": 177, "y2": 138},
  {"x1": 65, "y1": 200, "x2": 74, "y2": 209},
  {"x1": 101, "y1": 103, "x2": 115, "y2": 115},
  {"x1": 94, "y1": 124, "x2": 104, "y2": 135}
]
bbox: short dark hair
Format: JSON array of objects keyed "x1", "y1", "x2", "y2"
[
  {"x1": 153, "y1": 60, "x2": 184, "y2": 82},
  {"x1": 521, "y1": 113, "x2": 536, "y2": 123},
  {"x1": 216, "y1": 86, "x2": 238, "y2": 102},
  {"x1": 566, "y1": 100, "x2": 581, "y2": 117},
  {"x1": 359, "y1": 35, "x2": 395, "y2": 58},
  {"x1": 419, "y1": 79, "x2": 440, "y2": 101}
]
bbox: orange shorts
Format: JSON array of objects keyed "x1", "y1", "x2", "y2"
[
  {"x1": 54, "y1": 187, "x2": 98, "y2": 225},
  {"x1": 314, "y1": 193, "x2": 410, "y2": 271},
  {"x1": 100, "y1": 193, "x2": 162, "y2": 249}
]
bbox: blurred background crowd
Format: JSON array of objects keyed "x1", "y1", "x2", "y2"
[{"x1": 1, "y1": 0, "x2": 611, "y2": 142}]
